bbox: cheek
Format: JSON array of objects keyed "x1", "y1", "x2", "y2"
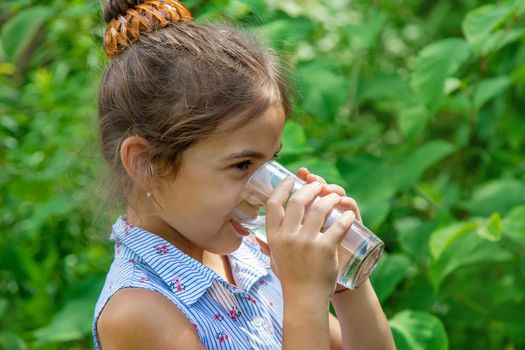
[
  {"x1": 161, "y1": 170, "x2": 247, "y2": 217},
  {"x1": 218, "y1": 181, "x2": 246, "y2": 211},
  {"x1": 210, "y1": 176, "x2": 251, "y2": 216}
]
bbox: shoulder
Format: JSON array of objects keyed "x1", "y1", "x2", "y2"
[{"x1": 97, "y1": 288, "x2": 204, "y2": 350}]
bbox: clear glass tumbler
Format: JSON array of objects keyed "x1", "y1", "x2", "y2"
[{"x1": 235, "y1": 160, "x2": 384, "y2": 289}]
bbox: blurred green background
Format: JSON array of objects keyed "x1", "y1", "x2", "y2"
[{"x1": 1, "y1": 0, "x2": 525, "y2": 349}]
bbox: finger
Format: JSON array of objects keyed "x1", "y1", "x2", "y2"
[
  {"x1": 306, "y1": 173, "x2": 327, "y2": 185},
  {"x1": 296, "y1": 167, "x2": 310, "y2": 181},
  {"x1": 323, "y1": 210, "x2": 355, "y2": 246},
  {"x1": 337, "y1": 196, "x2": 361, "y2": 221},
  {"x1": 319, "y1": 183, "x2": 346, "y2": 197},
  {"x1": 266, "y1": 176, "x2": 295, "y2": 234},
  {"x1": 281, "y1": 182, "x2": 323, "y2": 233},
  {"x1": 301, "y1": 193, "x2": 341, "y2": 235}
]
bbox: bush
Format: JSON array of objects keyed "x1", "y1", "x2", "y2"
[{"x1": 1, "y1": 0, "x2": 524, "y2": 348}]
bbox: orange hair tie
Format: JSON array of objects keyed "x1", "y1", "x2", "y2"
[{"x1": 103, "y1": 0, "x2": 192, "y2": 59}]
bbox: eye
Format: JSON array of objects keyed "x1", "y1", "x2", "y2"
[{"x1": 232, "y1": 160, "x2": 252, "y2": 171}]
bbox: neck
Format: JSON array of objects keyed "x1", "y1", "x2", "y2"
[{"x1": 124, "y1": 209, "x2": 235, "y2": 285}]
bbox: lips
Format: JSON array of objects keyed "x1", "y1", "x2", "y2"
[{"x1": 230, "y1": 220, "x2": 250, "y2": 237}]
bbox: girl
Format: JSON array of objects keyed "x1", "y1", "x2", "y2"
[{"x1": 93, "y1": 0, "x2": 395, "y2": 349}]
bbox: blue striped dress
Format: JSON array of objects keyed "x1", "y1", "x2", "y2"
[{"x1": 92, "y1": 217, "x2": 284, "y2": 349}]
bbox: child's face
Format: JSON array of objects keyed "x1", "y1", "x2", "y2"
[{"x1": 152, "y1": 105, "x2": 285, "y2": 255}]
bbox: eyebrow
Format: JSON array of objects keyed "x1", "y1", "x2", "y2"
[{"x1": 223, "y1": 143, "x2": 283, "y2": 161}]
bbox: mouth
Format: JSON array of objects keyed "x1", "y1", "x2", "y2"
[{"x1": 230, "y1": 220, "x2": 250, "y2": 237}]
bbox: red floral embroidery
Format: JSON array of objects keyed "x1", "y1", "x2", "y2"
[
  {"x1": 245, "y1": 296, "x2": 257, "y2": 304},
  {"x1": 130, "y1": 258, "x2": 136, "y2": 264},
  {"x1": 228, "y1": 306, "x2": 241, "y2": 320},
  {"x1": 216, "y1": 331, "x2": 229, "y2": 343},
  {"x1": 169, "y1": 277, "x2": 185, "y2": 292},
  {"x1": 214, "y1": 313, "x2": 223, "y2": 321},
  {"x1": 138, "y1": 276, "x2": 150, "y2": 282},
  {"x1": 155, "y1": 244, "x2": 168, "y2": 255},
  {"x1": 259, "y1": 280, "x2": 267, "y2": 286}
]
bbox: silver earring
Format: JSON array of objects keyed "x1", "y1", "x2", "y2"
[{"x1": 146, "y1": 191, "x2": 152, "y2": 198}]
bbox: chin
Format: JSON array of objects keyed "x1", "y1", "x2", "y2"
[
  {"x1": 209, "y1": 234, "x2": 243, "y2": 255},
  {"x1": 220, "y1": 238, "x2": 244, "y2": 255}
]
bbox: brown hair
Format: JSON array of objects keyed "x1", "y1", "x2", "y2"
[{"x1": 98, "y1": 0, "x2": 294, "y2": 208}]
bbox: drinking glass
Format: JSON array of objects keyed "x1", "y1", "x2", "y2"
[{"x1": 234, "y1": 160, "x2": 384, "y2": 289}]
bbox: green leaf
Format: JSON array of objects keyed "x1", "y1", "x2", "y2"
[
  {"x1": 395, "y1": 140, "x2": 455, "y2": 189},
  {"x1": 0, "y1": 298, "x2": 6, "y2": 318},
  {"x1": 0, "y1": 332, "x2": 26, "y2": 350},
  {"x1": 237, "y1": 0, "x2": 268, "y2": 15},
  {"x1": 511, "y1": 63, "x2": 525, "y2": 85},
  {"x1": 0, "y1": 84, "x2": 20, "y2": 104},
  {"x1": 394, "y1": 276, "x2": 437, "y2": 311},
  {"x1": 429, "y1": 221, "x2": 477, "y2": 260},
  {"x1": 397, "y1": 103, "x2": 430, "y2": 139},
  {"x1": 1, "y1": 6, "x2": 53, "y2": 63},
  {"x1": 411, "y1": 38, "x2": 471, "y2": 109},
  {"x1": 429, "y1": 231, "x2": 512, "y2": 288},
  {"x1": 257, "y1": 17, "x2": 315, "y2": 48},
  {"x1": 370, "y1": 253, "x2": 411, "y2": 303},
  {"x1": 338, "y1": 157, "x2": 397, "y2": 229},
  {"x1": 395, "y1": 218, "x2": 433, "y2": 263},
  {"x1": 285, "y1": 158, "x2": 346, "y2": 186},
  {"x1": 295, "y1": 61, "x2": 349, "y2": 121},
  {"x1": 462, "y1": 4, "x2": 523, "y2": 55},
  {"x1": 357, "y1": 73, "x2": 411, "y2": 104},
  {"x1": 389, "y1": 310, "x2": 448, "y2": 350},
  {"x1": 463, "y1": 179, "x2": 525, "y2": 216},
  {"x1": 281, "y1": 121, "x2": 314, "y2": 156},
  {"x1": 344, "y1": 10, "x2": 387, "y2": 49},
  {"x1": 476, "y1": 212, "x2": 503, "y2": 242},
  {"x1": 443, "y1": 77, "x2": 462, "y2": 95},
  {"x1": 33, "y1": 298, "x2": 94, "y2": 344},
  {"x1": 474, "y1": 76, "x2": 511, "y2": 109},
  {"x1": 503, "y1": 205, "x2": 525, "y2": 244}
]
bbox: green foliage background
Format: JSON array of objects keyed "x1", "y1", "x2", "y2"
[{"x1": 1, "y1": 0, "x2": 525, "y2": 349}]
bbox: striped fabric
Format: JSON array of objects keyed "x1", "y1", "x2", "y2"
[{"x1": 92, "y1": 217, "x2": 284, "y2": 349}]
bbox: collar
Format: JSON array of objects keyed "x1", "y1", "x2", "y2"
[{"x1": 111, "y1": 217, "x2": 268, "y2": 306}]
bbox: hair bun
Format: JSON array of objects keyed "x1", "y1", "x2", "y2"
[
  {"x1": 103, "y1": 0, "x2": 146, "y2": 23},
  {"x1": 103, "y1": 0, "x2": 192, "y2": 58}
]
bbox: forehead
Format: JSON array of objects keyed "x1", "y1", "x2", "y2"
[{"x1": 184, "y1": 105, "x2": 286, "y2": 161}]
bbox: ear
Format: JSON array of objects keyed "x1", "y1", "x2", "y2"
[{"x1": 120, "y1": 136, "x2": 154, "y2": 188}]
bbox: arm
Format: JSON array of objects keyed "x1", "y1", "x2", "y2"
[
  {"x1": 265, "y1": 178, "x2": 356, "y2": 350},
  {"x1": 282, "y1": 287, "x2": 331, "y2": 350},
  {"x1": 294, "y1": 168, "x2": 394, "y2": 349},
  {"x1": 329, "y1": 312, "x2": 343, "y2": 350},
  {"x1": 331, "y1": 280, "x2": 395, "y2": 350},
  {"x1": 97, "y1": 288, "x2": 205, "y2": 350}
]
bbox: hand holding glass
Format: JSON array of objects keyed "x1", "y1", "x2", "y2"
[{"x1": 236, "y1": 161, "x2": 384, "y2": 289}]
